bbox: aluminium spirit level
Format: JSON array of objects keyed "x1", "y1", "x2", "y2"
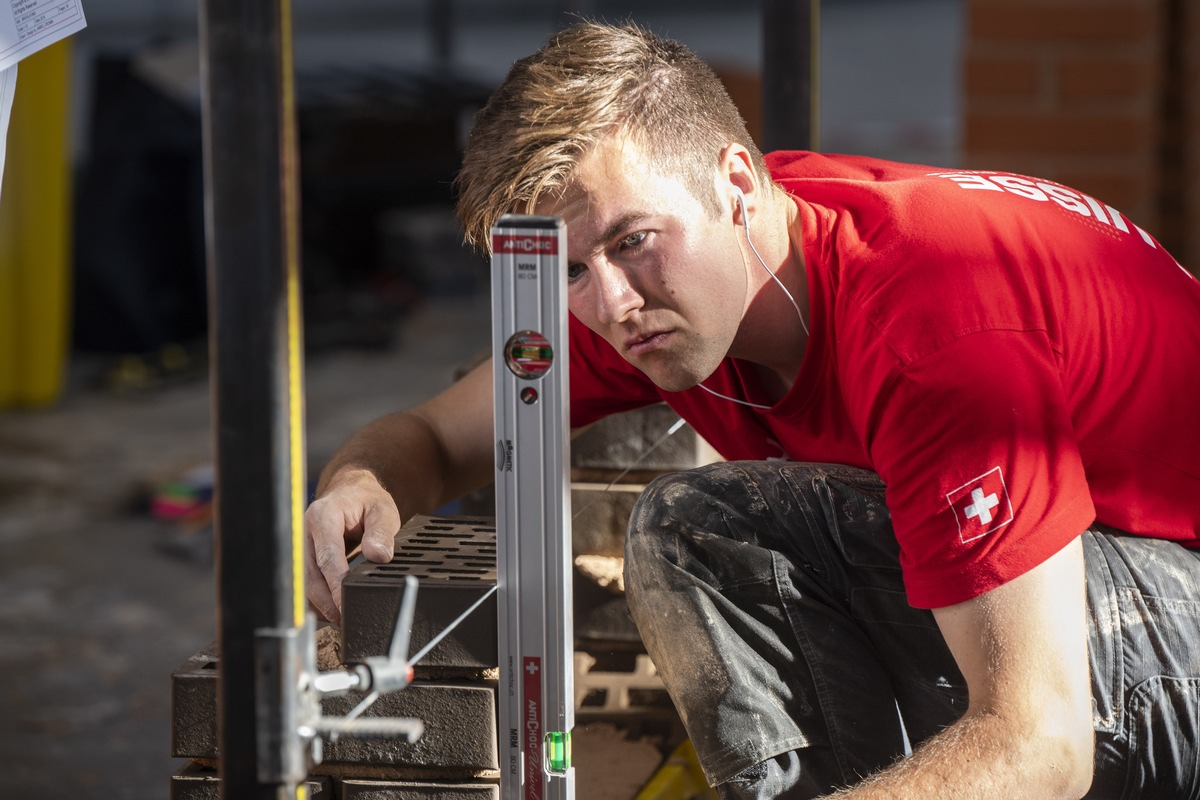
[{"x1": 491, "y1": 214, "x2": 575, "y2": 800}]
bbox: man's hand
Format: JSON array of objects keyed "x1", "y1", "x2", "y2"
[
  {"x1": 304, "y1": 468, "x2": 402, "y2": 625},
  {"x1": 301, "y1": 360, "x2": 497, "y2": 625}
]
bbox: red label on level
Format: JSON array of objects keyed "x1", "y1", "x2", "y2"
[
  {"x1": 494, "y1": 234, "x2": 558, "y2": 255},
  {"x1": 523, "y1": 656, "x2": 543, "y2": 800}
]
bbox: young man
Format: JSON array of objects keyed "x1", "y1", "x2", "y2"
[{"x1": 305, "y1": 22, "x2": 1200, "y2": 799}]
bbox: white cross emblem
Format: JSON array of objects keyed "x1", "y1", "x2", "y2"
[
  {"x1": 946, "y1": 466, "x2": 1014, "y2": 543},
  {"x1": 964, "y1": 488, "x2": 1000, "y2": 525},
  {"x1": 525, "y1": 660, "x2": 539, "y2": 675}
]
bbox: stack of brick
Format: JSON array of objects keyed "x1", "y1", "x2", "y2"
[
  {"x1": 963, "y1": 0, "x2": 1200, "y2": 271},
  {"x1": 567, "y1": 405, "x2": 717, "y2": 746},
  {"x1": 570, "y1": 404, "x2": 721, "y2": 563},
  {"x1": 170, "y1": 404, "x2": 717, "y2": 798},
  {"x1": 171, "y1": 517, "x2": 503, "y2": 799}
]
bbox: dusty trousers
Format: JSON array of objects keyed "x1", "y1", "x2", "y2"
[{"x1": 623, "y1": 461, "x2": 1200, "y2": 799}]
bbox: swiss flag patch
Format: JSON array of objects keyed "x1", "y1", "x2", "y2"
[{"x1": 946, "y1": 466, "x2": 1014, "y2": 543}]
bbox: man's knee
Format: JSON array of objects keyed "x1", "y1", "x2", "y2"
[
  {"x1": 626, "y1": 465, "x2": 721, "y2": 560},
  {"x1": 624, "y1": 464, "x2": 747, "y2": 611},
  {"x1": 624, "y1": 469, "x2": 690, "y2": 600}
]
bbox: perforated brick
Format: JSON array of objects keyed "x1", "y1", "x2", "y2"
[
  {"x1": 574, "y1": 651, "x2": 671, "y2": 716},
  {"x1": 342, "y1": 516, "x2": 498, "y2": 670}
]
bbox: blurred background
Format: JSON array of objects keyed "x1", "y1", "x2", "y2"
[{"x1": 0, "y1": 0, "x2": 1195, "y2": 797}]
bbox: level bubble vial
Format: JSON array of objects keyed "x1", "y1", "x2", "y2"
[
  {"x1": 544, "y1": 730, "x2": 571, "y2": 774},
  {"x1": 504, "y1": 330, "x2": 554, "y2": 379}
]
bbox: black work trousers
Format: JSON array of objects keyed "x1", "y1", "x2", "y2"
[{"x1": 624, "y1": 462, "x2": 1200, "y2": 799}]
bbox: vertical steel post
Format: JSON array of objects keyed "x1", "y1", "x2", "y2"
[
  {"x1": 762, "y1": 0, "x2": 820, "y2": 152},
  {"x1": 428, "y1": 0, "x2": 454, "y2": 67},
  {"x1": 198, "y1": 0, "x2": 308, "y2": 797}
]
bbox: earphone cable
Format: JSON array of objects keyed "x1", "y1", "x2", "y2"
[
  {"x1": 696, "y1": 193, "x2": 809, "y2": 411},
  {"x1": 697, "y1": 382, "x2": 773, "y2": 410},
  {"x1": 742, "y1": 195, "x2": 809, "y2": 336}
]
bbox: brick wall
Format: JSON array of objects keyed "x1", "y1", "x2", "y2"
[
  {"x1": 1185, "y1": 0, "x2": 1200, "y2": 266},
  {"x1": 963, "y1": 0, "x2": 1198, "y2": 271}
]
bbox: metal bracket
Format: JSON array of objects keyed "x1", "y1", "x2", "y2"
[{"x1": 255, "y1": 575, "x2": 425, "y2": 784}]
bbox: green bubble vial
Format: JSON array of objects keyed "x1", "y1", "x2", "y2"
[{"x1": 544, "y1": 730, "x2": 572, "y2": 773}]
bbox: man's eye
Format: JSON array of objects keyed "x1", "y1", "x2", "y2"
[
  {"x1": 621, "y1": 231, "x2": 647, "y2": 249},
  {"x1": 567, "y1": 263, "x2": 587, "y2": 281}
]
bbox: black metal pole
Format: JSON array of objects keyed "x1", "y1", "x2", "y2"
[
  {"x1": 428, "y1": 0, "x2": 454, "y2": 67},
  {"x1": 198, "y1": 0, "x2": 307, "y2": 797},
  {"x1": 762, "y1": 0, "x2": 820, "y2": 152}
]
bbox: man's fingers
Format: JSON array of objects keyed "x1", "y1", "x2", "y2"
[
  {"x1": 301, "y1": 474, "x2": 401, "y2": 623},
  {"x1": 304, "y1": 497, "x2": 360, "y2": 624},
  {"x1": 303, "y1": 543, "x2": 343, "y2": 625},
  {"x1": 361, "y1": 500, "x2": 402, "y2": 563}
]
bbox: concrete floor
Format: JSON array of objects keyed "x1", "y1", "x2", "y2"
[{"x1": 0, "y1": 294, "x2": 494, "y2": 798}]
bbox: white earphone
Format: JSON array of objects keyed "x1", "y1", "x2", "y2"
[
  {"x1": 735, "y1": 187, "x2": 750, "y2": 230},
  {"x1": 731, "y1": 186, "x2": 808, "y2": 336},
  {"x1": 694, "y1": 184, "x2": 811, "y2": 411}
]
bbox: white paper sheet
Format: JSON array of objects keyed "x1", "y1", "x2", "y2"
[
  {"x1": 0, "y1": 1, "x2": 86, "y2": 204},
  {"x1": 0, "y1": 0, "x2": 87, "y2": 72},
  {"x1": 0, "y1": 63, "x2": 14, "y2": 198}
]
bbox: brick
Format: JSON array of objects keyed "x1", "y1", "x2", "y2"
[
  {"x1": 570, "y1": 404, "x2": 718, "y2": 473},
  {"x1": 574, "y1": 651, "x2": 670, "y2": 716},
  {"x1": 170, "y1": 762, "x2": 219, "y2": 800},
  {"x1": 1057, "y1": 56, "x2": 1156, "y2": 101},
  {"x1": 1182, "y1": 0, "x2": 1200, "y2": 269},
  {"x1": 970, "y1": 4, "x2": 1157, "y2": 45},
  {"x1": 343, "y1": 508, "x2": 643, "y2": 653},
  {"x1": 570, "y1": 481, "x2": 642, "y2": 558},
  {"x1": 341, "y1": 779, "x2": 499, "y2": 800},
  {"x1": 321, "y1": 682, "x2": 498, "y2": 771},
  {"x1": 574, "y1": 583, "x2": 641, "y2": 645},
  {"x1": 963, "y1": 0, "x2": 1175, "y2": 271},
  {"x1": 965, "y1": 53, "x2": 1041, "y2": 98},
  {"x1": 965, "y1": 111, "x2": 1151, "y2": 156},
  {"x1": 170, "y1": 763, "x2": 332, "y2": 800},
  {"x1": 172, "y1": 638, "x2": 496, "y2": 767},
  {"x1": 714, "y1": 65, "x2": 763, "y2": 152},
  {"x1": 171, "y1": 645, "x2": 220, "y2": 759},
  {"x1": 171, "y1": 645, "x2": 498, "y2": 769},
  {"x1": 343, "y1": 516, "x2": 498, "y2": 669}
]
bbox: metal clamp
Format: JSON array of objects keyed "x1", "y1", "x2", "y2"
[{"x1": 256, "y1": 575, "x2": 425, "y2": 783}]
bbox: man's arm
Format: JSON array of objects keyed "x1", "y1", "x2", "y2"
[
  {"x1": 304, "y1": 358, "x2": 496, "y2": 624},
  {"x1": 828, "y1": 535, "x2": 1095, "y2": 800}
]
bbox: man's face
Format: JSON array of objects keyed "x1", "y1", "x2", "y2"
[{"x1": 537, "y1": 135, "x2": 750, "y2": 392}]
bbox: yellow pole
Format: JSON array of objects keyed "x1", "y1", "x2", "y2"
[{"x1": 0, "y1": 40, "x2": 73, "y2": 408}]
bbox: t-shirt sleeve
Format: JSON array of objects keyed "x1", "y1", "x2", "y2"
[
  {"x1": 568, "y1": 313, "x2": 663, "y2": 428},
  {"x1": 855, "y1": 329, "x2": 1097, "y2": 608}
]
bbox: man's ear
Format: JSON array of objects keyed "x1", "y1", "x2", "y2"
[{"x1": 718, "y1": 143, "x2": 758, "y2": 224}]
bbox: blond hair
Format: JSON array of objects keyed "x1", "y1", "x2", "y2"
[{"x1": 455, "y1": 21, "x2": 768, "y2": 253}]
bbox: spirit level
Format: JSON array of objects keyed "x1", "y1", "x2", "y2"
[{"x1": 491, "y1": 215, "x2": 575, "y2": 800}]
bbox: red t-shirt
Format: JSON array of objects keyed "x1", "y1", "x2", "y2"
[{"x1": 569, "y1": 151, "x2": 1200, "y2": 609}]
